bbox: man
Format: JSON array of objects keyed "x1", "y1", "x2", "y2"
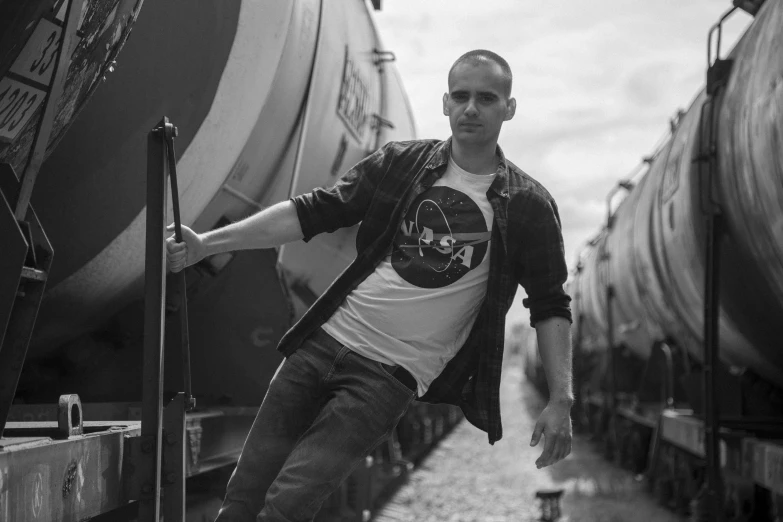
[{"x1": 167, "y1": 49, "x2": 573, "y2": 522}]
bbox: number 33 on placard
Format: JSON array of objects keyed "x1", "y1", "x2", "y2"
[{"x1": 10, "y1": 18, "x2": 64, "y2": 87}]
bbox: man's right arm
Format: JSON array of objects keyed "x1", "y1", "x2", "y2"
[
  {"x1": 166, "y1": 200, "x2": 302, "y2": 273},
  {"x1": 167, "y1": 141, "x2": 396, "y2": 273}
]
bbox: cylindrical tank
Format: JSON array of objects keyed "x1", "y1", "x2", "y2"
[
  {"x1": 626, "y1": 141, "x2": 677, "y2": 347},
  {"x1": 30, "y1": 0, "x2": 320, "y2": 350},
  {"x1": 715, "y1": 0, "x2": 783, "y2": 357},
  {"x1": 570, "y1": 0, "x2": 783, "y2": 389},
  {"x1": 0, "y1": 0, "x2": 143, "y2": 175}
]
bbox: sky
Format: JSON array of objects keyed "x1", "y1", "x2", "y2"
[{"x1": 374, "y1": 0, "x2": 751, "y2": 327}]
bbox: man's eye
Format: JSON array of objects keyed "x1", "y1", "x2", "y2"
[
  {"x1": 481, "y1": 95, "x2": 496, "y2": 102},
  {"x1": 452, "y1": 94, "x2": 468, "y2": 101}
]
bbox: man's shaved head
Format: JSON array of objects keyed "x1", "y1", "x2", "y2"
[{"x1": 448, "y1": 50, "x2": 513, "y2": 98}]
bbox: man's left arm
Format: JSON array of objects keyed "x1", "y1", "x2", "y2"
[
  {"x1": 530, "y1": 316, "x2": 573, "y2": 469},
  {"x1": 512, "y1": 193, "x2": 573, "y2": 468}
]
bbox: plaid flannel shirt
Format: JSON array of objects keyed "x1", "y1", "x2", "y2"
[{"x1": 279, "y1": 137, "x2": 571, "y2": 444}]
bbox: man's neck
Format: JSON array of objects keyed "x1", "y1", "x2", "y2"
[{"x1": 450, "y1": 139, "x2": 498, "y2": 175}]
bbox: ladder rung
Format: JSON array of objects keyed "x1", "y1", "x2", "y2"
[{"x1": 20, "y1": 267, "x2": 47, "y2": 282}]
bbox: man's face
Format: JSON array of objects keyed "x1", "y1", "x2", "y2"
[{"x1": 443, "y1": 61, "x2": 515, "y2": 147}]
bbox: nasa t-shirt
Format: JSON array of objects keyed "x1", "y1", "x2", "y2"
[{"x1": 322, "y1": 156, "x2": 495, "y2": 396}]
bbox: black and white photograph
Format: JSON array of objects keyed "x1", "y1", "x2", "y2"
[{"x1": 0, "y1": 1, "x2": 781, "y2": 521}]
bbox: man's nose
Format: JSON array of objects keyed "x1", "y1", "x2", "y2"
[{"x1": 465, "y1": 98, "x2": 479, "y2": 116}]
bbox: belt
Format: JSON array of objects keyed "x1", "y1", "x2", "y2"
[
  {"x1": 380, "y1": 362, "x2": 417, "y2": 395},
  {"x1": 312, "y1": 328, "x2": 417, "y2": 395}
]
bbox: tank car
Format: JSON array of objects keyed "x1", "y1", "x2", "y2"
[{"x1": 539, "y1": 1, "x2": 783, "y2": 519}]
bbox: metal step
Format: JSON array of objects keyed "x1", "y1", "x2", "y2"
[{"x1": 20, "y1": 266, "x2": 47, "y2": 282}]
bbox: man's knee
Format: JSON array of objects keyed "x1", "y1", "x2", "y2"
[
  {"x1": 257, "y1": 496, "x2": 311, "y2": 522},
  {"x1": 214, "y1": 498, "x2": 259, "y2": 522}
]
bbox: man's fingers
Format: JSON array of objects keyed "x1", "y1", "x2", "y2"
[
  {"x1": 166, "y1": 239, "x2": 188, "y2": 255},
  {"x1": 530, "y1": 422, "x2": 544, "y2": 447},
  {"x1": 553, "y1": 436, "x2": 567, "y2": 464},
  {"x1": 168, "y1": 255, "x2": 186, "y2": 271},
  {"x1": 536, "y1": 430, "x2": 574, "y2": 469},
  {"x1": 166, "y1": 242, "x2": 188, "y2": 272},
  {"x1": 166, "y1": 238, "x2": 186, "y2": 251},
  {"x1": 167, "y1": 247, "x2": 185, "y2": 258},
  {"x1": 536, "y1": 430, "x2": 557, "y2": 468},
  {"x1": 542, "y1": 436, "x2": 562, "y2": 468},
  {"x1": 550, "y1": 434, "x2": 573, "y2": 467}
]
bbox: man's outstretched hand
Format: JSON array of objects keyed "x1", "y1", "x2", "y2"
[{"x1": 530, "y1": 398, "x2": 573, "y2": 469}]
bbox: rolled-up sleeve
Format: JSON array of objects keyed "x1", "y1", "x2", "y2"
[
  {"x1": 290, "y1": 143, "x2": 393, "y2": 242},
  {"x1": 514, "y1": 195, "x2": 572, "y2": 327}
]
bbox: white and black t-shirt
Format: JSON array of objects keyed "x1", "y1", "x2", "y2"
[{"x1": 322, "y1": 156, "x2": 495, "y2": 396}]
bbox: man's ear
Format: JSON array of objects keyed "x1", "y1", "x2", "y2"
[
  {"x1": 443, "y1": 93, "x2": 449, "y2": 116},
  {"x1": 504, "y1": 97, "x2": 517, "y2": 121}
]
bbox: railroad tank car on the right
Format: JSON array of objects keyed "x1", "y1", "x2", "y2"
[{"x1": 555, "y1": 0, "x2": 783, "y2": 518}]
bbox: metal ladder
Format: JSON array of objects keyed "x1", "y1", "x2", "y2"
[{"x1": 130, "y1": 116, "x2": 195, "y2": 522}]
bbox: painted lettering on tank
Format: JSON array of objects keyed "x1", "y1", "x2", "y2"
[{"x1": 336, "y1": 47, "x2": 370, "y2": 141}]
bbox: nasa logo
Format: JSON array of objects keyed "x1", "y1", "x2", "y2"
[{"x1": 392, "y1": 186, "x2": 490, "y2": 288}]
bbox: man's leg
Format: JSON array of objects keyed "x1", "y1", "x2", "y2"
[
  {"x1": 258, "y1": 345, "x2": 417, "y2": 522},
  {"x1": 215, "y1": 333, "x2": 337, "y2": 522}
]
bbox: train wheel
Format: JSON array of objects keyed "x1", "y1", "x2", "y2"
[
  {"x1": 689, "y1": 482, "x2": 711, "y2": 522},
  {"x1": 653, "y1": 444, "x2": 675, "y2": 507},
  {"x1": 724, "y1": 482, "x2": 740, "y2": 521},
  {"x1": 448, "y1": 407, "x2": 460, "y2": 428},
  {"x1": 723, "y1": 479, "x2": 754, "y2": 522},
  {"x1": 770, "y1": 493, "x2": 783, "y2": 522},
  {"x1": 422, "y1": 412, "x2": 433, "y2": 446},
  {"x1": 603, "y1": 414, "x2": 618, "y2": 461},
  {"x1": 588, "y1": 399, "x2": 603, "y2": 438},
  {"x1": 612, "y1": 418, "x2": 625, "y2": 468},
  {"x1": 625, "y1": 427, "x2": 648, "y2": 474},
  {"x1": 433, "y1": 411, "x2": 445, "y2": 439},
  {"x1": 673, "y1": 452, "x2": 699, "y2": 515},
  {"x1": 411, "y1": 418, "x2": 422, "y2": 447}
]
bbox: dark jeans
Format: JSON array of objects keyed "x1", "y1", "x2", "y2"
[{"x1": 215, "y1": 328, "x2": 417, "y2": 522}]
